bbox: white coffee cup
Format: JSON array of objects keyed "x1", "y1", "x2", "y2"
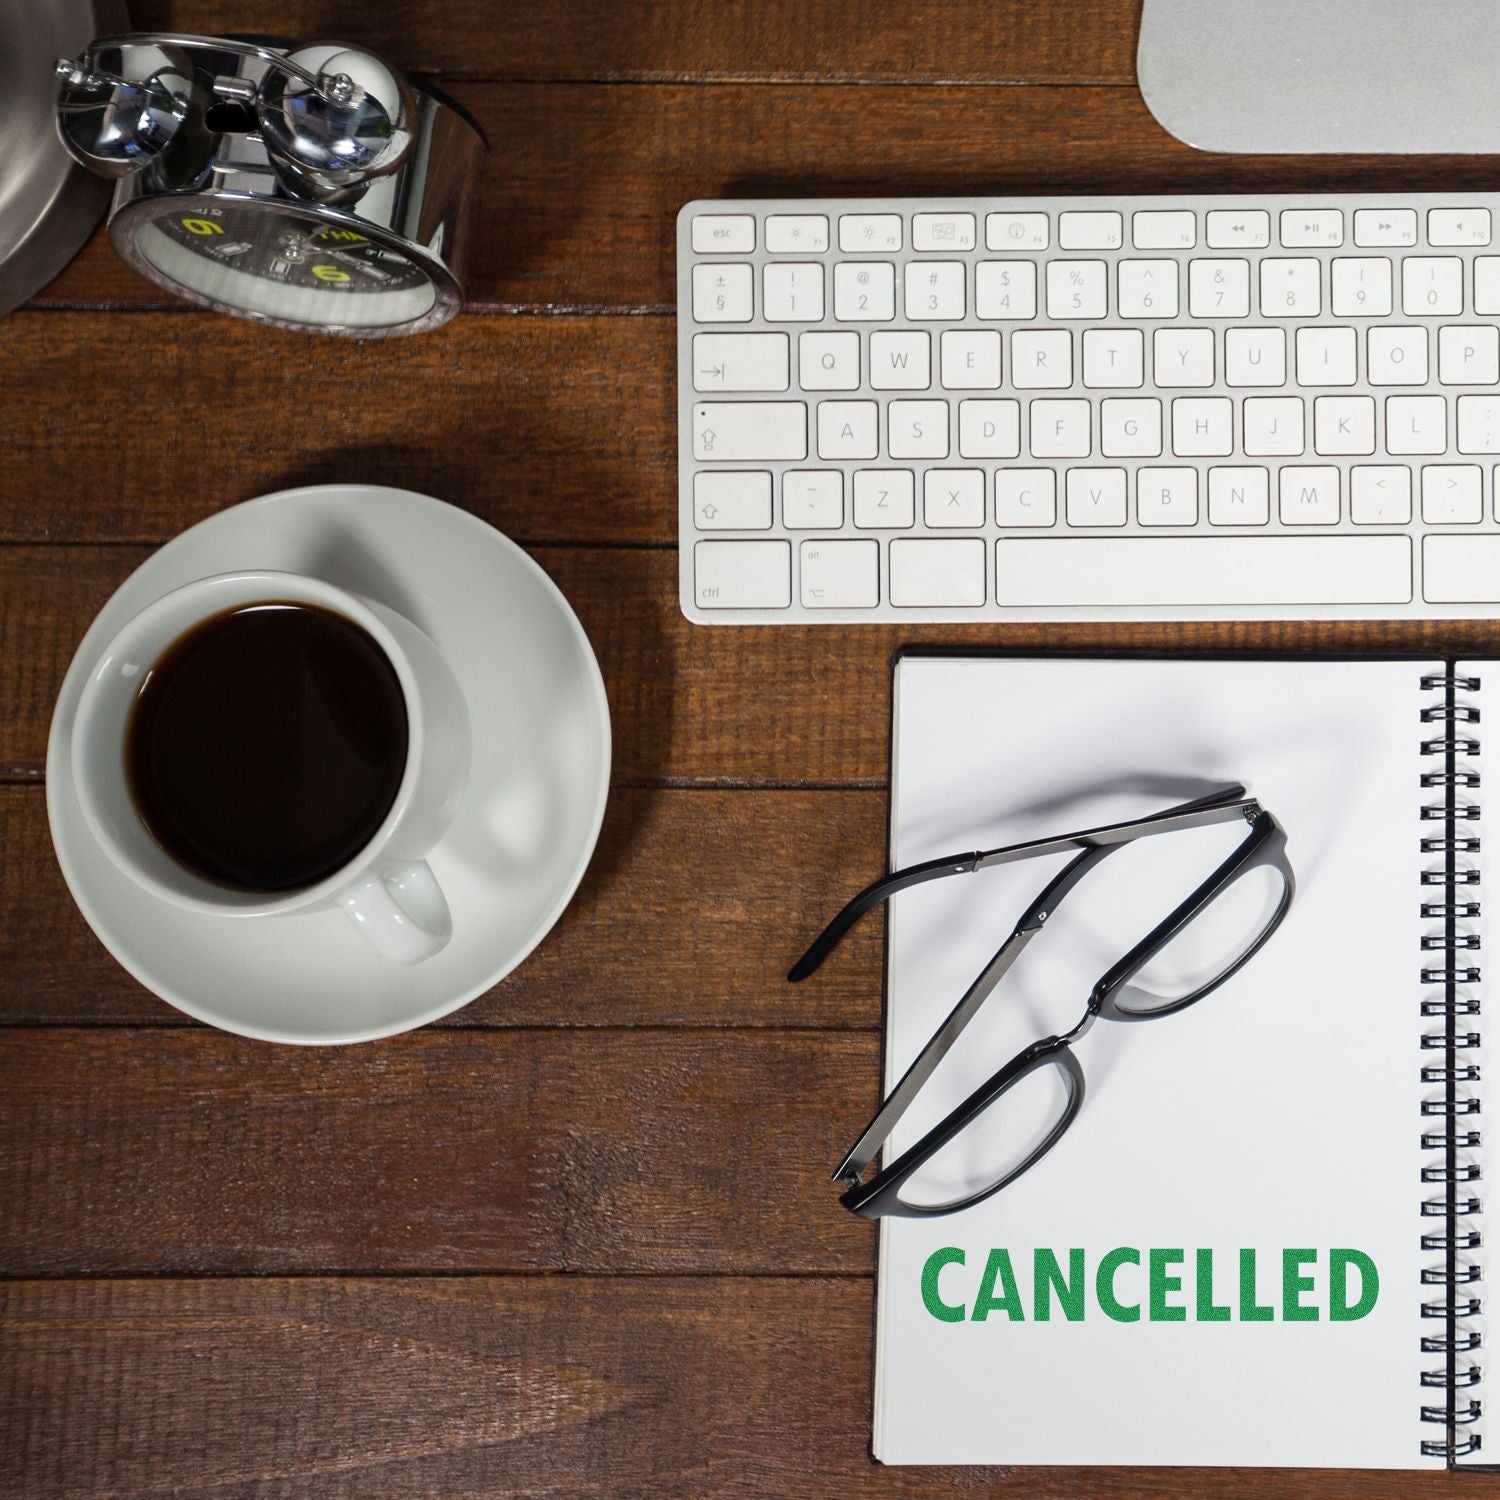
[{"x1": 70, "y1": 570, "x2": 471, "y2": 964}]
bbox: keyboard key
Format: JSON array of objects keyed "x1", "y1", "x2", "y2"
[
  {"x1": 986, "y1": 212, "x2": 1049, "y2": 250},
  {"x1": 800, "y1": 539, "x2": 878, "y2": 608},
  {"x1": 1058, "y1": 211, "x2": 1123, "y2": 250},
  {"x1": 1331, "y1": 257, "x2": 1392, "y2": 316},
  {"x1": 1030, "y1": 398, "x2": 1091, "y2": 458},
  {"x1": 1353, "y1": 209, "x2": 1418, "y2": 247},
  {"x1": 853, "y1": 469, "x2": 916, "y2": 528},
  {"x1": 888, "y1": 399, "x2": 950, "y2": 458},
  {"x1": 1438, "y1": 326, "x2": 1500, "y2": 385},
  {"x1": 924, "y1": 469, "x2": 986, "y2": 527},
  {"x1": 1082, "y1": 329, "x2": 1144, "y2": 389},
  {"x1": 1205, "y1": 210, "x2": 1270, "y2": 248},
  {"x1": 957, "y1": 398, "x2": 1021, "y2": 458},
  {"x1": 1280, "y1": 209, "x2": 1343, "y2": 247},
  {"x1": 691, "y1": 332, "x2": 790, "y2": 392},
  {"x1": 833, "y1": 261, "x2": 896, "y2": 320},
  {"x1": 1131, "y1": 210, "x2": 1196, "y2": 249},
  {"x1": 869, "y1": 330, "x2": 931, "y2": 390},
  {"x1": 765, "y1": 214, "x2": 829, "y2": 253},
  {"x1": 694, "y1": 540, "x2": 791, "y2": 609},
  {"x1": 1209, "y1": 466, "x2": 1270, "y2": 525},
  {"x1": 1350, "y1": 465, "x2": 1412, "y2": 524},
  {"x1": 1403, "y1": 257, "x2": 1463, "y2": 315},
  {"x1": 1476, "y1": 258, "x2": 1500, "y2": 314},
  {"x1": 904, "y1": 261, "x2": 965, "y2": 320},
  {"x1": 1278, "y1": 466, "x2": 1340, "y2": 524},
  {"x1": 1225, "y1": 327, "x2": 1286, "y2": 387},
  {"x1": 890, "y1": 538, "x2": 986, "y2": 606},
  {"x1": 1426, "y1": 535, "x2": 1500, "y2": 601},
  {"x1": 940, "y1": 330, "x2": 1002, "y2": 389},
  {"x1": 1188, "y1": 258, "x2": 1249, "y2": 318},
  {"x1": 694, "y1": 471, "x2": 773, "y2": 529},
  {"x1": 1429, "y1": 208, "x2": 1491, "y2": 247},
  {"x1": 1118, "y1": 260, "x2": 1179, "y2": 318},
  {"x1": 816, "y1": 400, "x2": 878, "y2": 459},
  {"x1": 1314, "y1": 395, "x2": 1376, "y2": 455},
  {"x1": 783, "y1": 470, "x2": 843, "y2": 529},
  {"x1": 994, "y1": 536, "x2": 1412, "y2": 606},
  {"x1": 1296, "y1": 327, "x2": 1357, "y2": 386},
  {"x1": 1171, "y1": 396, "x2": 1233, "y2": 456},
  {"x1": 692, "y1": 263, "x2": 753, "y2": 322},
  {"x1": 1046, "y1": 260, "x2": 1108, "y2": 319},
  {"x1": 1012, "y1": 329, "x2": 1072, "y2": 389},
  {"x1": 995, "y1": 468, "x2": 1057, "y2": 526},
  {"x1": 1137, "y1": 467, "x2": 1198, "y2": 525},
  {"x1": 1260, "y1": 258, "x2": 1321, "y2": 317},
  {"x1": 1243, "y1": 396, "x2": 1305, "y2": 456},
  {"x1": 839, "y1": 214, "x2": 902, "y2": 252},
  {"x1": 1154, "y1": 328, "x2": 1215, "y2": 387},
  {"x1": 1422, "y1": 464, "x2": 1483, "y2": 523},
  {"x1": 1458, "y1": 395, "x2": 1500, "y2": 453},
  {"x1": 799, "y1": 330, "x2": 860, "y2": 391},
  {"x1": 1368, "y1": 327, "x2": 1427, "y2": 385},
  {"x1": 694, "y1": 401, "x2": 806, "y2": 461},
  {"x1": 975, "y1": 261, "x2": 1037, "y2": 319},
  {"x1": 1066, "y1": 468, "x2": 1128, "y2": 526},
  {"x1": 763, "y1": 263, "x2": 823, "y2": 322},
  {"x1": 1387, "y1": 395, "x2": 1448, "y2": 455},
  {"x1": 913, "y1": 212, "x2": 977, "y2": 251},
  {"x1": 691, "y1": 214, "x2": 755, "y2": 253},
  {"x1": 1099, "y1": 397, "x2": 1162, "y2": 457}
]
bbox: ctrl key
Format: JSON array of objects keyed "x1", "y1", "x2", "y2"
[{"x1": 694, "y1": 540, "x2": 791, "y2": 610}]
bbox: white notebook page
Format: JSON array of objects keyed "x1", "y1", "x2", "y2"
[{"x1": 874, "y1": 657, "x2": 1435, "y2": 1468}]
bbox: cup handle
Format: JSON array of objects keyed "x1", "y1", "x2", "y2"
[{"x1": 336, "y1": 860, "x2": 452, "y2": 965}]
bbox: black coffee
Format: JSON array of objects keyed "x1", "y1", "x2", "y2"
[{"x1": 126, "y1": 602, "x2": 409, "y2": 892}]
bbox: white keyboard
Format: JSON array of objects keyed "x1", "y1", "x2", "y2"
[{"x1": 677, "y1": 193, "x2": 1500, "y2": 624}]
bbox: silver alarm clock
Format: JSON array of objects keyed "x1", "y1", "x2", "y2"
[{"x1": 54, "y1": 33, "x2": 486, "y2": 336}]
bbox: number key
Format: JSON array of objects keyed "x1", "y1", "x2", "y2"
[
  {"x1": 833, "y1": 261, "x2": 896, "y2": 321},
  {"x1": 1188, "y1": 258, "x2": 1250, "y2": 318}
]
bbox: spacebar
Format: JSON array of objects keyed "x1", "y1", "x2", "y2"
[{"x1": 995, "y1": 536, "x2": 1413, "y2": 608}]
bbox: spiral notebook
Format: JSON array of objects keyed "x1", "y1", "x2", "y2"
[{"x1": 873, "y1": 653, "x2": 1492, "y2": 1469}]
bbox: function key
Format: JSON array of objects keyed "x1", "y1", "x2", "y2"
[
  {"x1": 913, "y1": 212, "x2": 977, "y2": 251},
  {"x1": 1353, "y1": 208, "x2": 1418, "y2": 247},
  {"x1": 1429, "y1": 207, "x2": 1492, "y2": 247},
  {"x1": 1205, "y1": 210, "x2": 1270, "y2": 248},
  {"x1": 765, "y1": 214, "x2": 830, "y2": 253},
  {"x1": 1280, "y1": 209, "x2": 1344, "y2": 247},
  {"x1": 1131, "y1": 210, "x2": 1196, "y2": 249},
  {"x1": 986, "y1": 211, "x2": 1049, "y2": 250},
  {"x1": 1059, "y1": 210, "x2": 1124, "y2": 249},
  {"x1": 691, "y1": 214, "x2": 756, "y2": 254},
  {"x1": 839, "y1": 213, "x2": 903, "y2": 252}
]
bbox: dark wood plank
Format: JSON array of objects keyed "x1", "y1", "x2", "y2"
[
  {"x1": 31, "y1": 83, "x2": 1496, "y2": 314},
  {"x1": 0, "y1": 1276, "x2": 1471, "y2": 1499},
  {"x1": 0, "y1": 1028, "x2": 873, "y2": 1275},
  {"x1": 115, "y1": 0, "x2": 1142, "y2": 84},
  {"x1": 0, "y1": 785, "x2": 886, "y2": 1027},
  {"x1": 3, "y1": 543, "x2": 1492, "y2": 790}
]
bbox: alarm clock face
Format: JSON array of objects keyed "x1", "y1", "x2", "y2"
[{"x1": 123, "y1": 201, "x2": 445, "y2": 332}]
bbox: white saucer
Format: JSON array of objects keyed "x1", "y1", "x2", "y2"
[{"x1": 46, "y1": 485, "x2": 611, "y2": 1044}]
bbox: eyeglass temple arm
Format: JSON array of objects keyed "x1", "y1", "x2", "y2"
[
  {"x1": 790, "y1": 783, "x2": 1253, "y2": 983},
  {"x1": 833, "y1": 843, "x2": 1110, "y2": 1185}
]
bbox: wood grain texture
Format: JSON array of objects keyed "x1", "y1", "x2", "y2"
[
  {"x1": 124, "y1": 0, "x2": 1141, "y2": 83},
  {"x1": 0, "y1": 785, "x2": 887, "y2": 1027},
  {"x1": 6, "y1": 542, "x2": 1499, "y2": 788},
  {"x1": 32, "y1": 83, "x2": 1498, "y2": 314},
  {"x1": 0, "y1": 1028, "x2": 874, "y2": 1275},
  {"x1": 0, "y1": 1277, "x2": 1478, "y2": 1500}
]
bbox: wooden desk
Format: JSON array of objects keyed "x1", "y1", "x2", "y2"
[{"x1": 3, "y1": 2, "x2": 1497, "y2": 1494}]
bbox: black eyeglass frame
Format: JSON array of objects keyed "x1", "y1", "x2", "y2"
[{"x1": 788, "y1": 785, "x2": 1295, "y2": 1220}]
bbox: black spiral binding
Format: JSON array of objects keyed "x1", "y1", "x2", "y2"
[{"x1": 1419, "y1": 671, "x2": 1484, "y2": 1462}]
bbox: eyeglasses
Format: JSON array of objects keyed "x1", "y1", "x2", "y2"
[{"x1": 788, "y1": 784, "x2": 1295, "y2": 1219}]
